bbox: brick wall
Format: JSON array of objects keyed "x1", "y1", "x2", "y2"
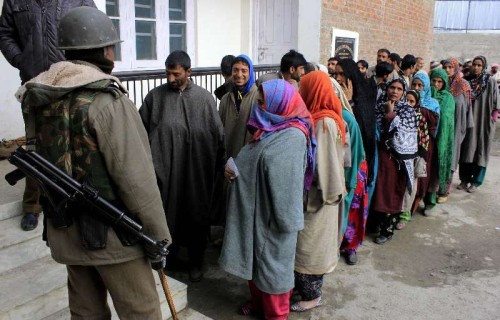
[{"x1": 320, "y1": 0, "x2": 435, "y2": 68}]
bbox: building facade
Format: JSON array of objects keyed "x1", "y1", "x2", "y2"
[{"x1": 0, "y1": 0, "x2": 435, "y2": 139}]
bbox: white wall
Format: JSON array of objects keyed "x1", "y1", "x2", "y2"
[
  {"x1": 297, "y1": 0, "x2": 321, "y2": 64},
  {"x1": 196, "y1": 0, "x2": 254, "y2": 67},
  {"x1": 0, "y1": 0, "x2": 24, "y2": 140}
]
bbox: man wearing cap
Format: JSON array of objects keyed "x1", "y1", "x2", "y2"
[
  {"x1": 0, "y1": 0, "x2": 97, "y2": 231},
  {"x1": 490, "y1": 63, "x2": 500, "y2": 86},
  {"x1": 15, "y1": 7, "x2": 171, "y2": 319}
]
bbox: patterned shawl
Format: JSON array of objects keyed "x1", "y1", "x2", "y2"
[
  {"x1": 447, "y1": 57, "x2": 471, "y2": 99},
  {"x1": 467, "y1": 55, "x2": 490, "y2": 101},
  {"x1": 375, "y1": 78, "x2": 419, "y2": 194},
  {"x1": 247, "y1": 79, "x2": 317, "y2": 189},
  {"x1": 299, "y1": 71, "x2": 346, "y2": 144},
  {"x1": 407, "y1": 90, "x2": 430, "y2": 159},
  {"x1": 413, "y1": 72, "x2": 440, "y2": 114}
]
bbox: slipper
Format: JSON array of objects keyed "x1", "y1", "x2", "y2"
[
  {"x1": 238, "y1": 302, "x2": 256, "y2": 316},
  {"x1": 290, "y1": 297, "x2": 323, "y2": 312}
]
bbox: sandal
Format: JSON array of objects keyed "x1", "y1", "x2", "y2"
[
  {"x1": 290, "y1": 297, "x2": 323, "y2": 312},
  {"x1": 238, "y1": 302, "x2": 255, "y2": 316}
]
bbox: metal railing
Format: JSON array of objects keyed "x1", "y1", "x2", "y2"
[{"x1": 114, "y1": 64, "x2": 280, "y2": 107}]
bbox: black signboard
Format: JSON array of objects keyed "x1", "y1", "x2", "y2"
[{"x1": 334, "y1": 37, "x2": 356, "y2": 60}]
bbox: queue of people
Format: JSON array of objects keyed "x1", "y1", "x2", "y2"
[{"x1": 217, "y1": 50, "x2": 498, "y2": 319}]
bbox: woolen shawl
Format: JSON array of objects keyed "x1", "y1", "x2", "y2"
[
  {"x1": 447, "y1": 57, "x2": 471, "y2": 99},
  {"x1": 467, "y1": 55, "x2": 490, "y2": 101},
  {"x1": 375, "y1": 79, "x2": 419, "y2": 193}
]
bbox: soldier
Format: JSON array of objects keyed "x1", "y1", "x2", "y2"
[
  {"x1": 0, "y1": 0, "x2": 97, "y2": 231},
  {"x1": 15, "y1": 7, "x2": 171, "y2": 319}
]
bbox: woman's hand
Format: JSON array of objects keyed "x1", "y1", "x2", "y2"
[
  {"x1": 384, "y1": 100, "x2": 395, "y2": 113},
  {"x1": 224, "y1": 164, "x2": 237, "y2": 182},
  {"x1": 341, "y1": 79, "x2": 353, "y2": 101}
]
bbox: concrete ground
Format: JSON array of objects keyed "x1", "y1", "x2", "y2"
[
  {"x1": 2, "y1": 130, "x2": 499, "y2": 320},
  {"x1": 170, "y1": 136, "x2": 500, "y2": 320}
]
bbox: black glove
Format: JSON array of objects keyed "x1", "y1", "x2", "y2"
[{"x1": 143, "y1": 239, "x2": 169, "y2": 270}]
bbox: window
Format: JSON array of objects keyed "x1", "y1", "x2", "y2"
[
  {"x1": 106, "y1": 0, "x2": 122, "y2": 60},
  {"x1": 169, "y1": 0, "x2": 187, "y2": 52},
  {"x1": 105, "y1": 0, "x2": 194, "y2": 70}
]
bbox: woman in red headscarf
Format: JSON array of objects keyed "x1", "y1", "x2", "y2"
[{"x1": 292, "y1": 71, "x2": 346, "y2": 312}]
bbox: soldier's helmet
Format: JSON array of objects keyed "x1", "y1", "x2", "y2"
[{"x1": 57, "y1": 7, "x2": 122, "y2": 50}]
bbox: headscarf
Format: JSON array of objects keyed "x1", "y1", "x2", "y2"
[
  {"x1": 413, "y1": 72, "x2": 440, "y2": 114},
  {"x1": 467, "y1": 55, "x2": 490, "y2": 101},
  {"x1": 375, "y1": 78, "x2": 418, "y2": 194},
  {"x1": 234, "y1": 54, "x2": 255, "y2": 95},
  {"x1": 407, "y1": 90, "x2": 430, "y2": 159},
  {"x1": 446, "y1": 57, "x2": 471, "y2": 99},
  {"x1": 430, "y1": 68, "x2": 455, "y2": 106},
  {"x1": 430, "y1": 68, "x2": 456, "y2": 193},
  {"x1": 247, "y1": 79, "x2": 316, "y2": 189},
  {"x1": 299, "y1": 71, "x2": 345, "y2": 144}
]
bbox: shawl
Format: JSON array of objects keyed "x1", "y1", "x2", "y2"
[
  {"x1": 467, "y1": 55, "x2": 490, "y2": 101},
  {"x1": 407, "y1": 90, "x2": 430, "y2": 159},
  {"x1": 430, "y1": 68, "x2": 456, "y2": 192},
  {"x1": 375, "y1": 78, "x2": 418, "y2": 193},
  {"x1": 247, "y1": 79, "x2": 316, "y2": 189},
  {"x1": 300, "y1": 71, "x2": 346, "y2": 144},
  {"x1": 447, "y1": 57, "x2": 471, "y2": 99},
  {"x1": 413, "y1": 72, "x2": 440, "y2": 114}
]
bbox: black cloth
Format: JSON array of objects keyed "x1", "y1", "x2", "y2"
[
  {"x1": 214, "y1": 79, "x2": 234, "y2": 100},
  {"x1": 139, "y1": 81, "x2": 225, "y2": 242},
  {"x1": 66, "y1": 49, "x2": 114, "y2": 74},
  {"x1": 0, "y1": 0, "x2": 96, "y2": 83}
]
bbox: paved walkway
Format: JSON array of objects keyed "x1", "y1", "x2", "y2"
[{"x1": 171, "y1": 135, "x2": 500, "y2": 320}]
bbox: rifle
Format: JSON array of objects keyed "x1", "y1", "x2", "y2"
[{"x1": 5, "y1": 147, "x2": 178, "y2": 320}]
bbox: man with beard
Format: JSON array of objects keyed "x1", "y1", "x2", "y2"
[
  {"x1": 257, "y1": 50, "x2": 307, "y2": 90},
  {"x1": 139, "y1": 50, "x2": 225, "y2": 282},
  {"x1": 328, "y1": 55, "x2": 341, "y2": 77}
]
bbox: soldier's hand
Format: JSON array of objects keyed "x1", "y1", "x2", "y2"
[{"x1": 144, "y1": 240, "x2": 169, "y2": 270}]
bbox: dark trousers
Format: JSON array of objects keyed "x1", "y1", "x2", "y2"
[
  {"x1": 294, "y1": 272, "x2": 324, "y2": 301},
  {"x1": 22, "y1": 111, "x2": 42, "y2": 215},
  {"x1": 169, "y1": 222, "x2": 208, "y2": 269}
]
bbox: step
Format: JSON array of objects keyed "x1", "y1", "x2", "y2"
[
  {"x1": 0, "y1": 256, "x2": 67, "y2": 320},
  {"x1": 0, "y1": 256, "x2": 187, "y2": 320},
  {"x1": 0, "y1": 235, "x2": 50, "y2": 274},
  {"x1": 0, "y1": 200, "x2": 22, "y2": 222},
  {"x1": 0, "y1": 214, "x2": 43, "y2": 250},
  {"x1": 0, "y1": 214, "x2": 47, "y2": 274},
  {"x1": 0, "y1": 159, "x2": 25, "y2": 221}
]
